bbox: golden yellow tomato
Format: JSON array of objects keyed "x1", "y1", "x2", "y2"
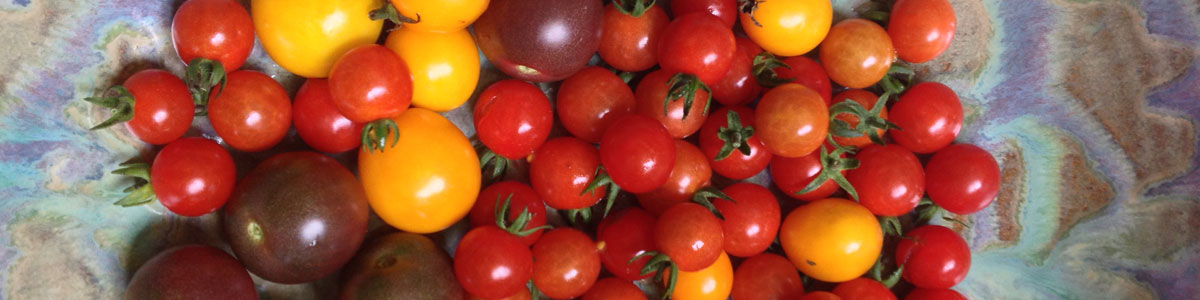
[
  {"x1": 740, "y1": 0, "x2": 832, "y2": 56},
  {"x1": 252, "y1": 0, "x2": 384, "y2": 78},
  {"x1": 358, "y1": 108, "x2": 481, "y2": 234},
  {"x1": 389, "y1": 0, "x2": 489, "y2": 33},
  {"x1": 669, "y1": 252, "x2": 733, "y2": 300},
  {"x1": 780, "y1": 198, "x2": 883, "y2": 282},
  {"x1": 384, "y1": 28, "x2": 480, "y2": 112}
]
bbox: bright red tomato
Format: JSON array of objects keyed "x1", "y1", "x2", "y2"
[
  {"x1": 599, "y1": 2, "x2": 669, "y2": 72},
  {"x1": 833, "y1": 278, "x2": 897, "y2": 300},
  {"x1": 896, "y1": 225, "x2": 971, "y2": 289},
  {"x1": 905, "y1": 289, "x2": 967, "y2": 300},
  {"x1": 599, "y1": 114, "x2": 676, "y2": 194},
  {"x1": 732, "y1": 253, "x2": 804, "y2": 300},
  {"x1": 87, "y1": 69, "x2": 193, "y2": 145},
  {"x1": 475, "y1": 80, "x2": 554, "y2": 159},
  {"x1": 699, "y1": 106, "x2": 772, "y2": 180},
  {"x1": 735, "y1": 36, "x2": 763, "y2": 60},
  {"x1": 636, "y1": 140, "x2": 712, "y2": 216},
  {"x1": 582, "y1": 278, "x2": 648, "y2": 300},
  {"x1": 557, "y1": 67, "x2": 636, "y2": 143},
  {"x1": 454, "y1": 226, "x2": 534, "y2": 299},
  {"x1": 529, "y1": 137, "x2": 605, "y2": 210},
  {"x1": 830, "y1": 89, "x2": 888, "y2": 148},
  {"x1": 888, "y1": 0, "x2": 956, "y2": 63},
  {"x1": 756, "y1": 83, "x2": 829, "y2": 158},
  {"x1": 636, "y1": 70, "x2": 711, "y2": 139},
  {"x1": 774, "y1": 56, "x2": 833, "y2": 106},
  {"x1": 769, "y1": 151, "x2": 839, "y2": 201},
  {"x1": 532, "y1": 228, "x2": 602, "y2": 299},
  {"x1": 292, "y1": 79, "x2": 363, "y2": 153},
  {"x1": 655, "y1": 202, "x2": 724, "y2": 271},
  {"x1": 468, "y1": 181, "x2": 548, "y2": 246},
  {"x1": 801, "y1": 291, "x2": 843, "y2": 300},
  {"x1": 150, "y1": 137, "x2": 236, "y2": 216},
  {"x1": 925, "y1": 144, "x2": 1000, "y2": 214},
  {"x1": 711, "y1": 45, "x2": 762, "y2": 106},
  {"x1": 819, "y1": 19, "x2": 894, "y2": 89},
  {"x1": 714, "y1": 183, "x2": 780, "y2": 257},
  {"x1": 845, "y1": 144, "x2": 924, "y2": 216},
  {"x1": 207, "y1": 70, "x2": 291, "y2": 152},
  {"x1": 172, "y1": 0, "x2": 254, "y2": 70},
  {"x1": 671, "y1": 0, "x2": 737, "y2": 27},
  {"x1": 328, "y1": 44, "x2": 412, "y2": 123},
  {"x1": 657, "y1": 13, "x2": 736, "y2": 85},
  {"x1": 597, "y1": 207, "x2": 659, "y2": 281},
  {"x1": 888, "y1": 82, "x2": 963, "y2": 154}
]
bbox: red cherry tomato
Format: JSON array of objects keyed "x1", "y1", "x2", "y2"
[
  {"x1": 819, "y1": 19, "x2": 894, "y2": 89},
  {"x1": 636, "y1": 140, "x2": 712, "y2": 216},
  {"x1": 468, "y1": 181, "x2": 548, "y2": 246},
  {"x1": 635, "y1": 70, "x2": 711, "y2": 139},
  {"x1": 774, "y1": 56, "x2": 833, "y2": 106},
  {"x1": 769, "y1": 151, "x2": 839, "y2": 201},
  {"x1": 711, "y1": 45, "x2": 762, "y2": 106},
  {"x1": 714, "y1": 183, "x2": 780, "y2": 257},
  {"x1": 475, "y1": 80, "x2": 554, "y2": 159},
  {"x1": 583, "y1": 278, "x2": 648, "y2": 300},
  {"x1": 699, "y1": 106, "x2": 772, "y2": 180},
  {"x1": 655, "y1": 202, "x2": 723, "y2": 271},
  {"x1": 735, "y1": 37, "x2": 763, "y2": 60},
  {"x1": 292, "y1": 79, "x2": 363, "y2": 153},
  {"x1": 207, "y1": 70, "x2": 291, "y2": 152},
  {"x1": 888, "y1": 0, "x2": 956, "y2": 63},
  {"x1": 172, "y1": 0, "x2": 254, "y2": 70},
  {"x1": 150, "y1": 137, "x2": 236, "y2": 216},
  {"x1": 896, "y1": 225, "x2": 971, "y2": 289},
  {"x1": 905, "y1": 289, "x2": 968, "y2": 300},
  {"x1": 328, "y1": 44, "x2": 412, "y2": 123},
  {"x1": 455, "y1": 226, "x2": 534, "y2": 299},
  {"x1": 801, "y1": 291, "x2": 844, "y2": 300},
  {"x1": 597, "y1": 207, "x2": 659, "y2": 281},
  {"x1": 888, "y1": 82, "x2": 963, "y2": 154},
  {"x1": 845, "y1": 144, "x2": 924, "y2": 216},
  {"x1": 756, "y1": 83, "x2": 829, "y2": 157},
  {"x1": 599, "y1": 3, "x2": 669, "y2": 72},
  {"x1": 732, "y1": 253, "x2": 805, "y2": 300},
  {"x1": 599, "y1": 114, "x2": 676, "y2": 194},
  {"x1": 94, "y1": 69, "x2": 194, "y2": 145},
  {"x1": 557, "y1": 67, "x2": 636, "y2": 143},
  {"x1": 925, "y1": 144, "x2": 1000, "y2": 214},
  {"x1": 830, "y1": 89, "x2": 887, "y2": 148},
  {"x1": 530, "y1": 137, "x2": 605, "y2": 210},
  {"x1": 657, "y1": 13, "x2": 736, "y2": 85},
  {"x1": 833, "y1": 278, "x2": 897, "y2": 300},
  {"x1": 671, "y1": 0, "x2": 737, "y2": 27},
  {"x1": 532, "y1": 228, "x2": 602, "y2": 299}
]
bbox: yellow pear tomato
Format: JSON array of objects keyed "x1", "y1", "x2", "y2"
[
  {"x1": 384, "y1": 28, "x2": 480, "y2": 112},
  {"x1": 669, "y1": 252, "x2": 733, "y2": 300},
  {"x1": 252, "y1": 0, "x2": 384, "y2": 78},
  {"x1": 780, "y1": 198, "x2": 883, "y2": 282},
  {"x1": 740, "y1": 0, "x2": 832, "y2": 56},
  {"x1": 389, "y1": 0, "x2": 489, "y2": 33}
]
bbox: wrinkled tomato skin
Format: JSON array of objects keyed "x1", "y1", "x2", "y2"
[
  {"x1": 599, "y1": 4, "x2": 669, "y2": 72},
  {"x1": 597, "y1": 208, "x2": 659, "y2": 281},
  {"x1": 338, "y1": 233, "x2": 465, "y2": 300},
  {"x1": 845, "y1": 144, "x2": 925, "y2": 216},
  {"x1": 887, "y1": 82, "x2": 963, "y2": 154},
  {"x1": 896, "y1": 225, "x2": 971, "y2": 289},
  {"x1": 769, "y1": 151, "x2": 839, "y2": 201},
  {"x1": 151, "y1": 137, "x2": 236, "y2": 217},
  {"x1": 925, "y1": 144, "x2": 1000, "y2": 214},
  {"x1": 207, "y1": 70, "x2": 291, "y2": 152},
  {"x1": 636, "y1": 70, "x2": 711, "y2": 139},
  {"x1": 532, "y1": 228, "x2": 603, "y2": 299},
  {"x1": 599, "y1": 114, "x2": 677, "y2": 194},
  {"x1": 833, "y1": 278, "x2": 897, "y2": 300},
  {"x1": 474, "y1": 79, "x2": 553, "y2": 160},
  {"x1": 657, "y1": 13, "x2": 736, "y2": 85},
  {"x1": 714, "y1": 183, "x2": 780, "y2": 257},
  {"x1": 699, "y1": 106, "x2": 772, "y2": 180},
  {"x1": 292, "y1": 79, "x2": 363, "y2": 153},
  {"x1": 655, "y1": 202, "x2": 724, "y2": 272},
  {"x1": 172, "y1": 0, "x2": 254, "y2": 70},
  {"x1": 117, "y1": 69, "x2": 194, "y2": 145},
  {"x1": 474, "y1": 0, "x2": 604, "y2": 82},
  {"x1": 454, "y1": 226, "x2": 534, "y2": 299},
  {"x1": 819, "y1": 19, "x2": 894, "y2": 89},
  {"x1": 468, "y1": 181, "x2": 548, "y2": 246},
  {"x1": 557, "y1": 67, "x2": 636, "y2": 143},
  {"x1": 125, "y1": 245, "x2": 256, "y2": 300},
  {"x1": 529, "y1": 137, "x2": 605, "y2": 210},
  {"x1": 888, "y1": 0, "x2": 956, "y2": 63},
  {"x1": 636, "y1": 140, "x2": 712, "y2": 216},
  {"x1": 731, "y1": 253, "x2": 804, "y2": 300}
]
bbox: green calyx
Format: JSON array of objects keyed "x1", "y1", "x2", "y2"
[
  {"x1": 361, "y1": 119, "x2": 400, "y2": 153},
  {"x1": 664, "y1": 73, "x2": 712, "y2": 121},
  {"x1": 795, "y1": 138, "x2": 861, "y2": 200},
  {"x1": 581, "y1": 166, "x2": 622, "y2": 218},
  {"x1": 184, "y1": 58, "x2": 227, "y2": 116},
  {"x1": 691, "y1": 186, "x2": 734, "y2": 220},
  {"x1": 494, "y1": 193, "x2": 552, "y2": 237},
  {"x1": 877, "y1": 64, "x2": 915, "y2": 96},
  {"x1": 613, "y1": 0, "x2": 656, "y2": 17},
  {"x1": 479, "y1": 149, "x2": 510, "y2": 181},
  {"x1": 738, "y1": 0, "x2": 762, "y2": 27},
  {"x1": 879, "y1": 216, "x2": 903, "y2": 237},
  {"x1": 870, "y1": 256, "x2": 905, "y2": 289},
  {"x1": 369, "y1": 3, "x2": 421, "y2": 25},
  {"x1": 631, "y1": 251, "x2": 678, "y2": 300},
  {"x1": 111, "y1": 161, "x2": 156, "y2": 207},
  {"x1": 84, "y1": 86, "x2": 136, "y2": 130},
  {"x1": 752, "y1": 51, "x2": 794, "y2": 88},
  {"x1": 714, "y1": 109, "x2": 756, "y2": 161},
  {"x1": 829, "y1": 92, "x2": 901, "y2": 146}
]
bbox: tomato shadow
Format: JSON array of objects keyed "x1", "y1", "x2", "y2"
[{"x1": 121, "y1": 212, "x2": 229, "y2": 282}]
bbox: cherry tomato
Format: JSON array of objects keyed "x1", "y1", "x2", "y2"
[
  {"x1": 529, "y1": 137, "x2": 605, "y2": 210},
  {"x1": 125, "y1": 245, "x2": 256, "y2": 300},
  {"x1": 819, "y1": 18, "x2": 894, "y2": 89},
  {"x1": 888, "y1": 0, "x2": 956, "y2": 63},
  {"x1": 756, "y1": 83, "x2": 829, "y2": 157},
  {"x1": 292, "y1": 79, "x2": 363, "y2": 153},
  {"x1": 713, "y1": 183, "x2": 779, "y2": 257},
  {"x1": 833, "y1": 278, "x2": 897, "y2": 300},
  {"x1": 90, "y1": 69, "x2": 193, "y2": 145},
  {"x1": 740, "y1": 0, "x2": 831, "y2": 56},
  {"x1": 735, "y1": 37, "x2": 763, "y2": 60},
  {"x1": 780, "y1": 198, "x2": 883, "y2": 282},
  {"x1": 339, "y1": 232, "x2": 465, "y2": 299},
  {"x1": 732, "y1": 253, "x2": 804, "y2": 300},
  {"x1": 925, "y1": 144, "x2": 1000, "y2": 214},
  {"x1": 711, "y1": 45, "x2": 762, "y2": 106},
  {"x1": 475, "y1": 80, "x2": 553, "y2": 159},
  {"x1": 599, "y1": 2, "x2": 669, "y2": 72},
  {"x1": 388, "y1": 0, "x2": 489, "y2": 33},
  {"x1": 385, "y1": 27, "x2": 480, "y2": 112},
  {"x1": 597, "y1": 207, "x2": 658, "y2": 281},
  {"x1": 699, "y1": 106, "x2": 772, "y2": 180},
  {"x1": 472, "y1": 289, "x2": 531, "y2": 300},
  {"x1": 830, "y1": 89, "x2": 888, "y2": 148},
  {"x1": 887, "y1": 82, "x2": 963, "y2": 154},
  {"x1": 896, "y1": 225, "x2": 971, "y2": 289},
  {"x1": 455, "y1": 226, "x2": 534, "y2": 299},
  {"x1": 172, "y1": 0, "x2": 254, "y2": 70},
  {"x1": 658, "y1": 13, "x2": 736, "y2": 85},
  {"x1": 636, "y1": 70, "x2": 711, "y2": 139},
  {"x1": 655, "y1": 202, "x2": 724, "y2": 271},
  {"x1": 328, "y1": 44, "x2": 413, "y2": 123},
  {"x1": 532, "y1": 228, "x2": 602, "y2": 299},
  {"x1": 207, "y1": 70, "x2": 291, "y2": 152},
  {"x1": 557, "y1": 67, "x2": 637, "y2": 143},
  {"x1": 636, "y1": 140, "x2": 712, "y2": 216},
  {"x1": 799, "y1": 291, "x2": 843, "y2": 300},
  {"x1": 845, "y1": 144, "x2": 924, "y2": 216},
  {"x1": 583, "y1": 278, "x2": 648, "y2": 300},
  {"x1": 668, "y1": 251, "x2": 733, "y2": 300},
  {"x1": 468, "y1": 181, "x2": 547, "y2": 245},
  {"x1": 769, "y1": 151, "x2": 839, "y2": 201},
  {"x1": 905, "y1": 289, "x2": 967, "y2": 300},
  {"x1": 774, "y1": 56, "x2": 833, "y2": 106},
  {"x1": 671, "y1": 0, "x2": 737, "y2": 27},
  {"x1": 599, "y1": 114, "x2": 676, "y2": 194},
  {"x1": 474, "y1": 0, "x2": 604, "y2": 82},
  {"x1": 251, "y1": 0, "x2": 382, "y2": 78},
  {"x1": 150, "y1": 137, "x2": 236, "y2": 217}
]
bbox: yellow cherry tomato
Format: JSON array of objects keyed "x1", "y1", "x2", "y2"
[
  {"x1": 669, "y1": 252, "x2": 733, "y2": 300},
  {"x1": 780, "y1": 198, "x2": 883, "y2": 282},
  {"x1": 358, "y1": 108, "x2": 481, "y2": 233},
  {"x1": 739, "y1": 0, "x2": 832, "y2": 56},
  {"x1": 389, "y1": 0, "x2": 489, "y2": 33},
  {"x1": 385, "y1": 28, "x2": 480, "y2": 112},
  {"x1": 252, "y1": 0, "x2": 384, "y2": 78}
]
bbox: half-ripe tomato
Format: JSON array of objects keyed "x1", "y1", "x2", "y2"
[
  {"x1": 599, "y1": 114, "x2": 676, "y2": 194},
  {"x1": 925, "y1": 144, "x2": 1000, "y2": 214},
  {"x1": 714, "y1": 183, "x2": 780, "y2": 257},
  {"x1": 385, "y1": 27, "x2": 480, "y2": 112},
  {"x1": 671, "y1": 0, "x2": 737, "y2": 27},
  {"x1": 329, "y1": 44, "x2": 413, "y2": 123},
  {"x1": 359, "y1": 108, "x2": 480, "y2": 234},
  {"x1": 388, "y1": 0, "x2": 489, "y2": 33},
  {"x1": 636, "y1": 70, "x2": 711, "y2": 139},
  {"x1": 207, "y1": 70, "x2": 291, "y2": 152},
  {"x1": 468, "y1": 181, "x2": 547, "y2": 246},
  {"x1": 731, "y1": 253, "x2": 804, "y2": 300},
  {"x1": 774, "y1": 56, "x2": 833, "y2": 106},
  {"x1": 756, "y1": 83, "x2": 828, "y2": 157},
  {"x1": 668, "y1": 251, "x2": 733, "y2": 300},
  {"x1": 532, "y1": 228, "x2": 602, "y2": 299},
  {"x1": 769, "y1": 151, "x2": 839, "y2": 201},
  {"x1": 740, "y1": 0, "x2": 831, "y2": 56},
  {"x1": 597, "y1": 207, "x2": 659, "y2": 281},
  {"x1": 799, "y1": 291, "x2": 842, "y2": 300},
  {"x1": 845, "y1": 144, "x2": 924, "y2": 216},
  {"x1": 905, "y1": 289, "x2": 967, "y2": 300},
  {"x1": 658, "y1": 13, "x2": 736, "y2": 85},
  {"x1": 455, "y1": 226, "x2": 533, "y2": 300},
  {"x1": 830, "y1": 89, "x2": 888, "y2": 148},
  {"x1": 711, "y1": 45, "x2": 761, "y2": 107},
  {"x1": 474, "y1": 80, "x2": 553, "y2": 160},
  {"x1": 896, "y1": 225, "x2": 971, "y2": 289},
  {"x1": 87, "y1": 69, "x2": 193, "y2": 145},
  {"x1": 292, "y1": 79, "x2": 363, "y2": 153},
  {"x1": 819, "y1": 19, "x2": 894, "y2": 89},
  {"x1": 172, "y1": 0, "x2": 254, "y2": 70},
  {"x1": 780, "y1": 198, "x2": 882, "y2": 282},
  {"x1": 557, "y1": 67, "x2": 637, "y2": 143},
  {"x1": 599, "y1": 2, "x2": 669, "y2": 72},
  {"x1": 888, "y1": 0, "x2": 956, "y2": 63},
  {"x1": 699, "y1": 106, "x2": 772, "y2": 180},
  {"x1": 655, "y1": 202, "x2": 724, "y2": 271},
  {"x1": 251, "y1": 0, "x2": 383, "y2": 78},
  {"x1": 636, "y1": 140, "x2": 712, "y2": 216},
  {"x1": 583, "y1": 278, "x2": 648, "y2": 300},
  {"x1": 150, "y1": 137, "x2": 236, "y2": 216},
  {"x1": 529, "y1": 137, "x2": 605, "y2": 210},
  {"x1": 833, "y1": 278, "x2": 897, "y2": 300},
  {"x1": 888, "y1": 82, "x2": 963, "y2": 153}
]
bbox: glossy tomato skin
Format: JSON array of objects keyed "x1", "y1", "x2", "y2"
[
  {"x1": 388, "y1": 0, "x2": 489, "y2": 33},
  {"x1": 224, "y1": 152, "x2": 369, "y2": 284},
  {"x1": 532, "y1": 228, "x2": 602, "y2": 299},
  {"x1": 339, "y1": 233, "x2": 464, "y2": 300},
  {"x1": 756, "y1": 83, "x2": 829, "y2": 157},
  {"x1": 780, "y1": 198, "x2": 883, "y2": 282},
  {"x1": 583, "y1": 278, "x2": 648, "y2": 300},
  {"x1": 888, "y1": 82, "x2": 963, "y2": 154},
  {"x1": 359, "y1": 108, "x2": 481, "y2": 234},
  {"x1": 740, "y1": 0, "x2": 831, "y2": 56},
  {"x1": 735, "y1": 37, "x2": 764, "y2": 60},
  {"x1": 599, "y1": 114, "x2": 676, "y2": 194},
  {"x1": 529, "y1": 137, "x2": 605, "y2": 209},
  {"x1": 328, "y1": 44, "x2": 413, "y2": 123},
  {"x1": 655, "y1": 202, "x2": 724, "y2": 271},
  {"x1": 636, "y1": 140, "x2": 711, "y2": 216},
  {"x1": 474, "y1": 80, "x2": 553, "y2": 159},
  {"x1": 846, "y1": 144, "x2": 924, "y2": 216},
  {"x1": 293, "y1": 79, "x2": 363, "y2": 153},
  {"x1": 468, "y1": 181, "x2": 547, "y2": 246},
  {"x1": 472, "y1": 289, "x2": 531, "y2": 300},
  {"x1": 830, "y1": 89, "x2": 887, "y2": 148},
  {"x1": 669, "y1": 251, "x2": 734, "y2": 300},
  {"x1": 172, "y1": 0, "x2": 254, "y2": 70},
  {"x1": 774, "y1": 56, "x2": 833, "y2": 106},
  {"x1": 207, "y1": 70, "x2": 291, "y2": 152},
  {"x1": 731, "y1": 253, "x2": 804, "y2": 300},
  {"x1": 599, "y1": 3, "x2": 669, "y2": 72},
  {"x1": 151, "y1": 137, "x2": 236, "y2": 217},
  {"x1": 251, "y1": 0, "x2": 382, "y2": 78},
  {"x1": 715, "y1": 183, "x2": 780, "y2": 257},
  {"x1": 905, "y1": 289, "x2": 967, "y2": 300},
  {"x1": 125, "y1": 245, "x2": 256, "y2": 300},
  {"x1": 672, "y1": 0, "x2": 737, "y2": 27},
  {"x1": 474, "y1": 0, "x2": 603, "y2": 82},
  {"x1": 117, "y1": 69, "x2": 193, "y2": 145},
  {"x1": 926, "y1": 144, "x2": 1000, "y2": 214},
  {"x1": 896, "y1": 226, "x2": 971, "y2": 289},
  {"x1": 597, "y1": 207, "x2": 659, "y2": 281},
  {"x1": 636, "y1": 70, "x2": 711, "y2": 139},
  {"x1": 385, "y1": 28, "x2": 480, "y2": 112},
  {"x1": 699, "y1": 106, "x2": 772, "y2": 180},
  {"x1": 819, "y1": 19, "x2": 894, "y2": 89},
  {"x1": 769, "y1": 151, "x2": 839, "y2": 201},
  {"x1": 799, "y1": 291, "x2": 842, "y2": 300},
  {"x1": 888, "y1": 0, "x2": 956, "y2": 63},
  {"x1": 455, "y1": 226, "x2": 534, "y2": 300},
  {"x1": 711, "y1": 45, "x2": 762, "y2": 106},
  {"x1": 658, "y1": 13, "x2": 736, "y2": 85},
  {"x1": 833, "y1": 278, "x2": 897, "y2": 300},
  {"x1": 557, "y1": 67, "x2": 637, "y2": 143}
]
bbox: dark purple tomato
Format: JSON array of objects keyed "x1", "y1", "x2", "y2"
[
  {"x1": 125, "y1": 245, "x2": 256, "y2": 300},
  {"x1": 474, "y1": 0, "x2": 604, "y2": 82},
  {"x1": 339, "y1": 232, "x2": 465, "y2": 300}
]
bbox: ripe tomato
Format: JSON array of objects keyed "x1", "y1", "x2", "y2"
[
  {"x1": 454, "y1": 226, "x2": 534, "y2": 299},
  {"x1": 830, "y1": 89, "x2": 888, "y2": 148},
  {"x1": 714, "y1": 183, "x2": 780, "y2": 257},
  {"x1": 740, "y1": 0, "x2": 831, "y2": 56},
  {"x1": 251, "y1": 0, "x2": 383, "y2": 78},
  {"x1": 472, "y1": 289, "x2": 531, "y2": 300},
  {"x1": 292, "y1": 79, "x2": 363, "y2": 153},
  {"x1": 597, "y1": 207, "x2": 658, "y2": 281},
  {"x1": 150, "y1": 137, "x2": 236, "y2": 217},
  {"x1": 328, "y1": 44, "x2": 413, "y2": 123},
  {"x1": 86, "y1": 69, "x2": 193, "y2": 145},
  {"x1": 557, "y1": 67, "x2": 637, "y2": 143},
  {"x1": 474, "y1": 80, "x2": 553, "y2": 160},
  {"x1": 532, "y1": 228, "x2": 602, "y2": 299},
  {"x1": 359, "y1": 108, "x2": 480, "y2": 234},
  {"x1": 905, "y1": 289, "x2": 967, "y2": 300},
  {"x1": 468, "y1": 181, "x2": 547, "y2": 245},
  {"x1": 845, "y1": 144, "x2": 924, "y2": 216},
  {"x1": 339, "y1": 232, "x2": 465, "y2": 299},
  {"x1": 888, "y1": 82, "x2": 963, "y2": 153},
  {"x1": 671, "y1": 0, "x2": 737, "y2": 27},
  {"x1": 799, "y1": 291, "x2": 843, "y2": 300},
  {"x1": 636, "y1": 70, "x2": 711, "y2": 139},
  {"x1": 172, "y1": 0, "x2": 253, "y2": 70},
  {"x1": 658, "y1": 13, "x2": 736, "y2": 85},
  {"x1": 769, "y1": 151, "x2": 839, "y2": 201},
  {"x1": 599, "y1": 114, "x2": 676, "y2": 194},
  {"x1": 896, "y1": 225, "x2": 971, "y2": 289},
  {"x1": 698, "y1": 106, "x2": 772, "y2": 180},
  {"x1": 474, "y1": 0, "x2": 603, "y2": 82},
  {"x1": 774, "y1": 56, "x2": 833, "y2": 106},
  {"x1": 732, "y1": 253, "x2": 804, "y2": 300},
  {"x1": 583, "y1": 278, "x2": 648, "y2": 300},
  {"x1": 388, "y1": 0, "x2": 489, "y2": 33},
  {"x1": 668, "y1": 251, "x2": 733, "y2": 300},
  {"x1": 529, "y1": 137, "x2": 605, "y2": 210},
  {"x1": 756, "y1": 83, "x2": 829, "y2": 157},
  {"x1": 833, "y1": 278, "x2": 897, "y2": 300},
  {"x1": 655, "y1": 203, "x2": 724, "y2": 271},
  {"x1": 636, "y1": 140, "x2": 712, "y2": 216},
  {"x1": 125, "y1": 245, "x2": 256, "y2": 300},
  {"x1": 819, "y1": 19, "x2": 894, "y2": 89},
  {"x1": 735, "y1": 37, "x2": 763, "y2": 60},
  {"x1": 599, "y1": 2, "x2": 669, "y2": 72},
  {"x1": 207, "y1": 70, "x2": 291, "y2": 152},
  {"x1": 888, "y1": 0, "x2": 956, "y2": 63},
  {"x1": 711, "y1": 45, "x2": 761, "y2": 106},
  {"x1": 780, "y1": 198, "x2": 883, "y2": 282},
  {"x1": 925, "y1": 144, "x2": 1000, "y2": 214},
  {"x1": 385, "y1": 27, "x2": 480, "y2": 112}
]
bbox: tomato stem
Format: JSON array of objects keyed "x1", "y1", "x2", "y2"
[
  {"x1": 494, "y1": 193, "x2": 551, "y2": 237},
  {"x1": 630, "y1": 251, "x2": 678, "y2": 300},
  {"x1": 110, "y1": 161, "x2": 157, "y2": 207},
  {"x1": 738, "y1": 0, "x2": 763, "y2": 27},
  {"x1": 84, "y1": 86, "x2": 136, "y2": 130},
  {"x1": 691, "y1": 186, "x2": 734, "y2": 220},
  {"x1": 664, "y1": 73, "x2": 712, "y2": 121},
  {"x1": 369, "y1": 3, "x2": 420, "y2": 25},
  {"x1": 613, "y1": 0, "x2": 656, "y2": 18},
  {"x1": 183, "y1": 58, "x2": 226, "y2": 116},
  {"x1": 752, "y1": 51, "x2": 795, "y2": 88},
  {"x1": 879, "y1": 216, "x2": 903, "y2": 236},
  {"x1": 478, "y1": 149, "x2": 510, "y2": 181},
  {"x1": 714, "y1": 109, "x2": 756, "y2": 161},
  {"x1": 796, "y1": 141, "x2": 861, "y2": 200},
  {"x1": 581, "y1": 166, "x2": 622, "y2": 217},
  {"x1": 829, "y1": 92, "x2": 900, "y2": 145},
  {"x1": 361, "y1": 119, "x2": 400, "y2": 153}
]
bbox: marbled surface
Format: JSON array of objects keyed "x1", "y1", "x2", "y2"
[{"x1": 1, "y1": 0, "x2": 1198, "y2": 299}]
